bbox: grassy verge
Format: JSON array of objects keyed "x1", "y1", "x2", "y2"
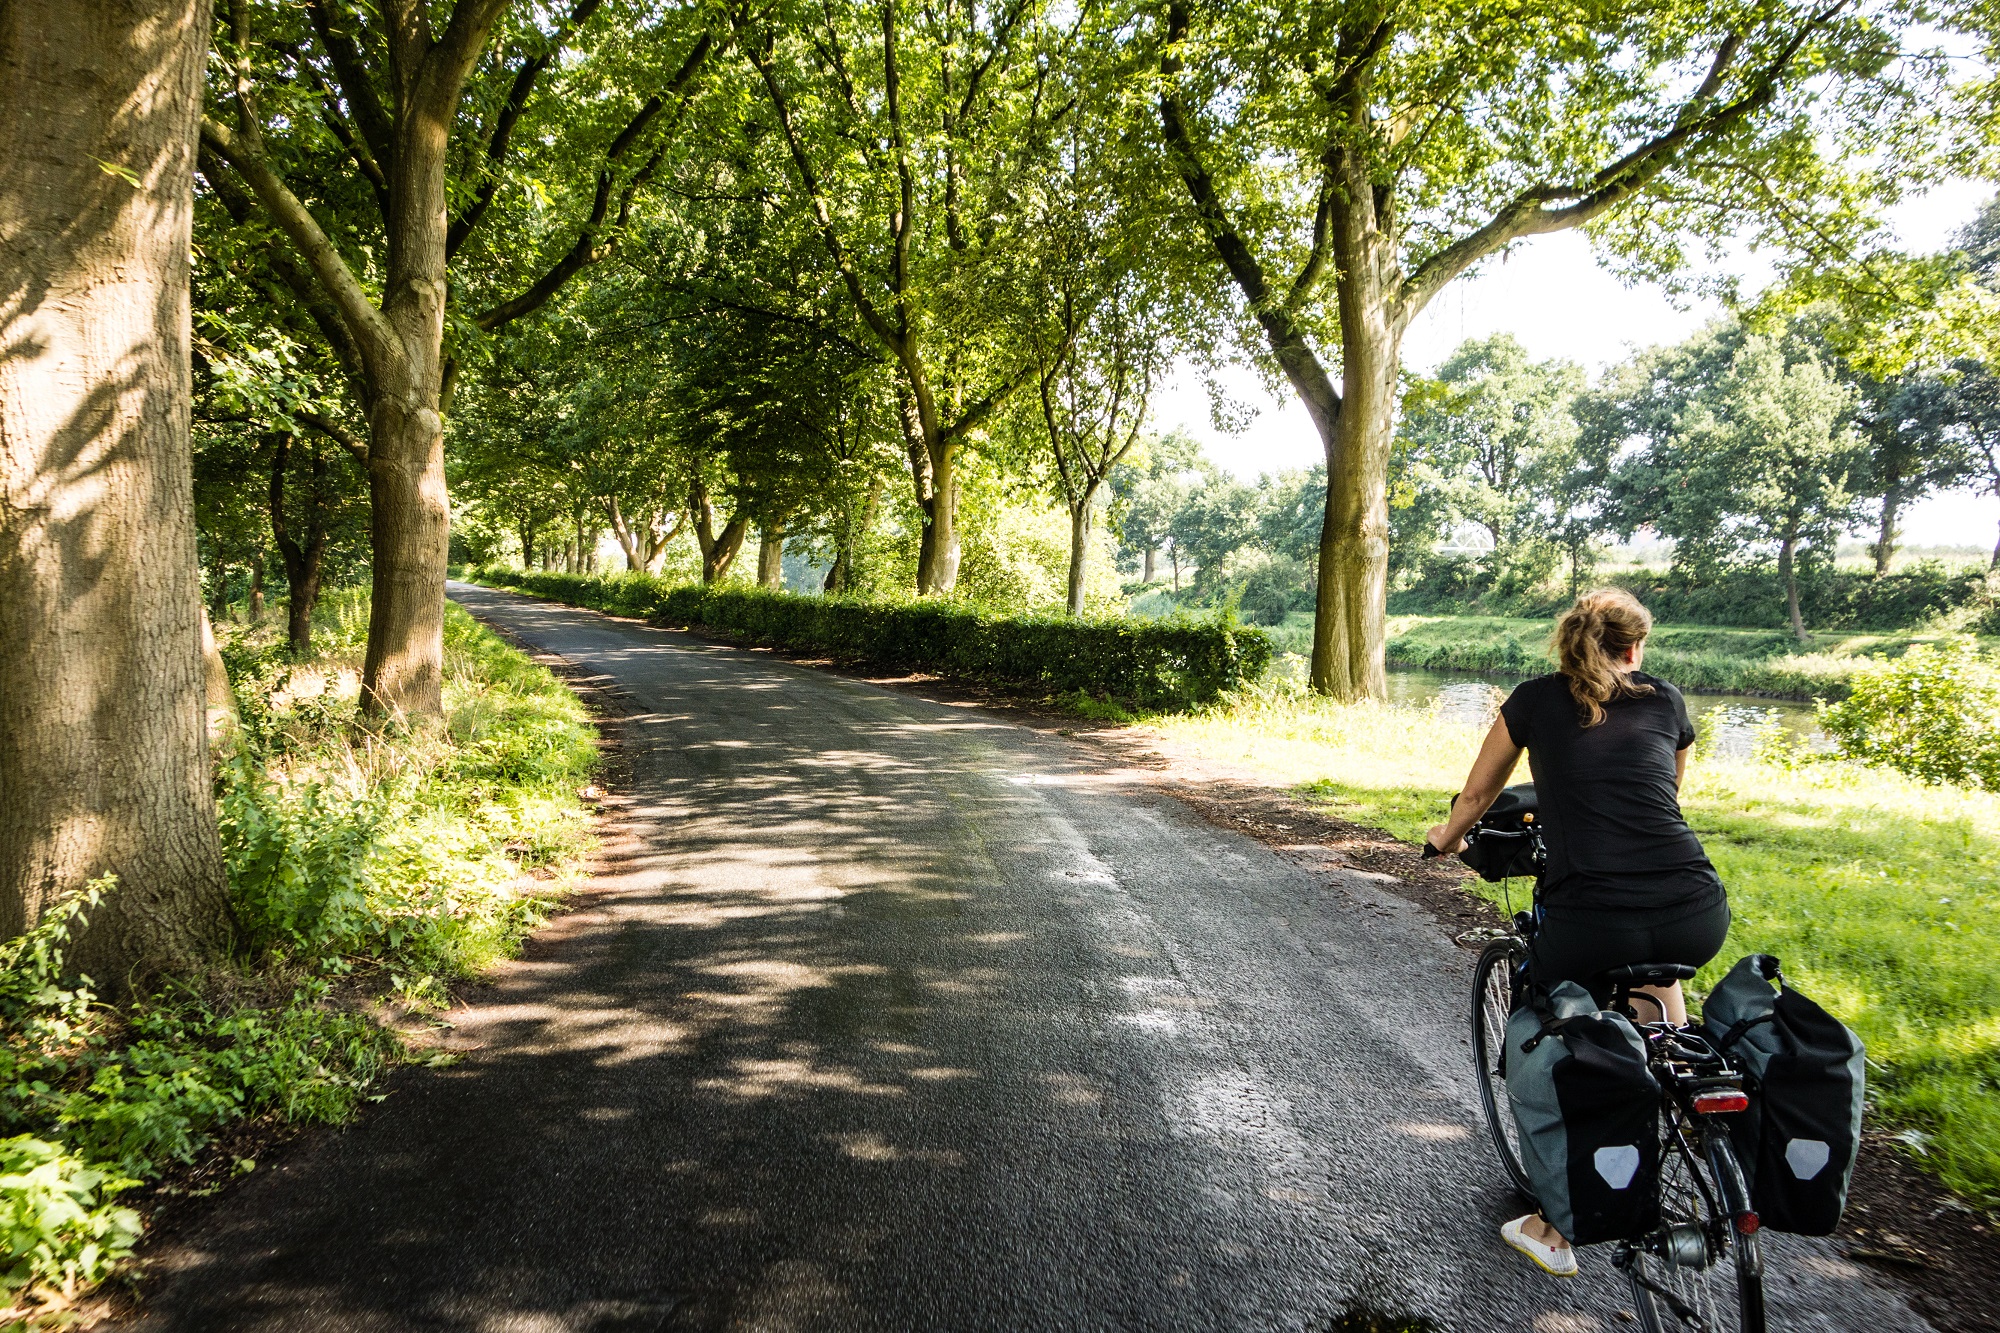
[
  {"x1": 1150, "y1": 684, "x2": 2000, "y2": 1206},
  {"x1": 0, "y1": 593, "x2": 596, "y2": 1321},
  {"x1": 1259, "y1": 611, "x2": 1997, "y2": 699}
]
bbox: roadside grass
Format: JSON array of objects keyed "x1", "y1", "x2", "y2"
[
  {"x1": 1259, "y1": 611, "x2": 1996, "y2": 699},
  {"x1": 1149, "y1": 684, "x2": 2000, "y2": 1207},
  {"x1": 0, "y1": 594, "x2": 596, "y2": 1322}
]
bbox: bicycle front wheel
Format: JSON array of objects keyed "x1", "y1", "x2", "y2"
[
  {"x1": 1470, "y1": 937, "x2": 1535, "y2": 1203},
  {"x1": 1623, "y1": 1128, "x2": 1765, "y2": 1333}
]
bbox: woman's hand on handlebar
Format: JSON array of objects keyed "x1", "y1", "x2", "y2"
[{"x1": 1425, "y1": 823, "x2": 1466, "y2": 858}]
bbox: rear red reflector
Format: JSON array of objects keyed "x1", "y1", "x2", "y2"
[
  {"x1": 1736, "y1": 1213, "x2": 1761, "y2": 1235},
  {"x1": 1694, "y1": 1091, "x2": 1750, "y2": 1114}
]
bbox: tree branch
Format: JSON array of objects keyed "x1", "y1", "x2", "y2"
[
  {"x1": 448, "y1": 0, "x2": 607, "y2": 258},
  {"x1": 200, "y1": 117, "x2": 399, "y2": 376},
  {"x1": 742, "y1": 20, "x2": 902, "y2": 354},
  {"x1": 1157, "y1": 0, "x2": 1341, "y2": 433},
  {"x1": 472, "y1": 29, "x2": 717, "y2": 332},
  {"x1": 296, "y1": 409, "x2": 371, "y2": 463},
  {"x1": 883, "y1": 0, "x2": 915, "y2": 330},
  {"x1": 304, "y1": 0, "x2": 393, "y2": 163},
  {"x1": 1397, "y1": 13, "x2": 1838, "y2": 321}
]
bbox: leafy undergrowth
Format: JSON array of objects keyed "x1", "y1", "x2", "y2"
[
  {"x1": 0, "y1": 594, "x2": 596, "y2": 1322},
  {"x1": 1150, "y1": 677, "x2": 2000, "y2": 1208}
]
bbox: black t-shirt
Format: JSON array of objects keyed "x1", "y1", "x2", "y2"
[{"x1": 1498, "y1": 671, "x2": 1724, "y2": 914}]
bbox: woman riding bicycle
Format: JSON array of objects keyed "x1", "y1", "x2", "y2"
[{"x1": 1425, "y1": 589, "x2": 1731, "y2": 1278}]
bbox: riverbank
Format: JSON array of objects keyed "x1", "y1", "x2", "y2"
[
  {"x1": 1149, "y1": 686, "x2": 2000, "y2": 1209},
  {"x1": 1262, "y1": 611, "x2": 1996, "y2": 700}
]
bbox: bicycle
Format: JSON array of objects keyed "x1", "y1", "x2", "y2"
[{"x1": 1439, "y1": 790, "x2": 1767, "y2": 1332}]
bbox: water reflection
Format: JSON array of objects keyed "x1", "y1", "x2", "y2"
[{"x1": 1379, "y1": 668, "x2": 1821, "y2": 760}]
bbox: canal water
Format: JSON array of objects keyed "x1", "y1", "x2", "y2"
[{"x1": 1381, "y1": 667, "x2": 1820, "y2": 760}]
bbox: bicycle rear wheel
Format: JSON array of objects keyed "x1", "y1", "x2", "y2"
[
  {"x1": 1470, "y1": 937, "x2": 1535, "y2": 1202},
  {"x1": 1623, "y1": 1128, "x2": 1765, "y2": 1333}
]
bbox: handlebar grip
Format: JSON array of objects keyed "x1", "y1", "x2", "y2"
[{"x1": 1421, "y1": 840, "x2": 1445, "y2": 859}]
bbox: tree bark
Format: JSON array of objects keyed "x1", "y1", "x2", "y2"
[
  {"x1": 1873, "y1": 483, "x2": 1902, "y2": 578},
  {"x1": 1066, "y1": 488, "x2": 1098, "y2": 617},
  {"x1": 1314, "y1": 276, "x2": 1398, "y2": 701},
  {"x1": 200, "y1": 606, "x2": 237, "y2": 743},
  {"x1": 248, "y1": 558, "x2": 265, "y2": 622},
  {"x1": 1142, "y1": 546, "x2": 1156, "y2": 585},
  {"x1": 0, "y1": 0, "x2": 232, "y2": 980},
  {"x1": 689, "y1": 479, "x2": 747, "y2": 584},
  {"x1": 757, "y1": 526, "x2": 785, "y2": 589},
  {"x1": 268, "y1": 432, "x2": 329, "y2": 656},
  {"x1": 1779, "y1": 531, "x2": 1808, "y2": 642},
  {"x1": 825, "y1": 475, "x2": 881, "y2": 594}
]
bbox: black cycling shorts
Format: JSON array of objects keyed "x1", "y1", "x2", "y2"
[{"x1": 1530, "y1": 894, "x2": 1731, "y2": 1007}]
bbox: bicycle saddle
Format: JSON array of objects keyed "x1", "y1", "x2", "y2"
[{"x1": 1600, "y1": 962, "x2": 1699, "y2": 987}]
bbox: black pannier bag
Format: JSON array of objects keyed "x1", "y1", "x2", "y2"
[
  {"x1": 1505, "y1": 980, "x2": 1663, "y2": 1244},
  {"x1": 1460, "y1": 783, "x2": 1543, "y2": 882},
  {"x1": 1701, "y1": 954, "x2": 1866, "y2": 1236}
]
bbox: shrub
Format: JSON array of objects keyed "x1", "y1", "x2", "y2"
[
  {"x1": 467, "y1": 566, "x2": 1272, "y2": 708},
  {"x1": 1819, "y1": 638, "x2": 2000, "y2": 790},
  {"x1": 0, "y1": 1136, "x2": 140, "y2": 1299}
]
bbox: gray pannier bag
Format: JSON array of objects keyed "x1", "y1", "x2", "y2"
[
  {"x1": 1700, "y1": 954, "x2": 1865, "y2": 1235},
  {"x1": 1504, "y1": 980, "x2": 1663, "y2": 1244}
]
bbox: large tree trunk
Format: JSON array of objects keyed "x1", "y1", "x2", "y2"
[
  {"x1": 1066, "y1": 485, "x2": 1099, "y2": 617},
  {"x1": 757, "y1": 526, "x2": 785, "y2": 589},
  {"x1": 248, "y1": 558, "x2": 265, "y2": 622},
  {"x1": 353, "y1": 64, "x2": 459, "y2": 720},
  {"x1": 1312, "y1": 326, "x2": 1396, "y2": 701},
  {"x1": 0, "y1": 0, "x2": 232, "y2": 980},
  {"x1": 923, "y1": 441, "x2": 961, "y2": 593},
  {"x1": 899, "y1": 383, "x2": 961, "y2": 595},
  {"x1": 1142, "y1": 546, "x2": 1156, "y2": 585},
  {"x1": 361, "y1": 399, "x2": 449, "y2": 717},
  {"x1": 1779, "y1": 532, "x2": 1808, "y2": 642}
]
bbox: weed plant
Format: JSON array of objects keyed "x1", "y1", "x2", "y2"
[
  {"x1": 0, "y1": 593, "x2": 596, "y2": 1319},
  {"x1": 1151, "y1": 676, "x2": 2000, "y2": 1206}
]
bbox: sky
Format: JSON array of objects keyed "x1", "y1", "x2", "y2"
[{"x1": 1151, "y1": 178, "x2": 2000, "y2": 550}]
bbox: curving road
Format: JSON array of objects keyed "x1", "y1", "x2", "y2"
[{"x1": 127, "y1": 582, "x2": 1931, "y2": 1332}]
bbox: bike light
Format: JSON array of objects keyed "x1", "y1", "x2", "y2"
[
  {"x1": 1735, "y1": 1212, "x2": 1761, "y2": 1236},
  {"x1": 1693, "y1": 1090, "x2": 1750, "y2": 1114}
]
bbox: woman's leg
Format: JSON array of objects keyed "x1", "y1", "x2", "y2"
[{"x1": 1631, "y1": 983, "x2": 1685, "y2": 1024}]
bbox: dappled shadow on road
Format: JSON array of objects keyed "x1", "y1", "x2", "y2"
[{"x1": 131, "y1": 591, "x2": 1233, "y2": 1332}]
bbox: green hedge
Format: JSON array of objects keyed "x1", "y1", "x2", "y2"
[{"x1": 464, "y1": 566, "x2": 1271, "y2": 708}]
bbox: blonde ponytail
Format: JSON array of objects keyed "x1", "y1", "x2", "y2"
[{"x1": 1553, "y1": 589, "x2": 1655, "y2": 727}]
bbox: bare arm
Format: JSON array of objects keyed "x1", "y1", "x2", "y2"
[
  {"x1": 1676, "y1": 746, "x2": 1689, "y2": 792},
  {"x1": 1427, "y1": 717, "x2": 1525, "y2": 854}
]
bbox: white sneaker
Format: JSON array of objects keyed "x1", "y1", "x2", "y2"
[{"x1": 1502, "y1": 1215, "x2": 1579, "y2": 1277}]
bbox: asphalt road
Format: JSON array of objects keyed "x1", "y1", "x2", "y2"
[{"x1": 127, "y1": 583, "x2": 1933, "y2": 1333}]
